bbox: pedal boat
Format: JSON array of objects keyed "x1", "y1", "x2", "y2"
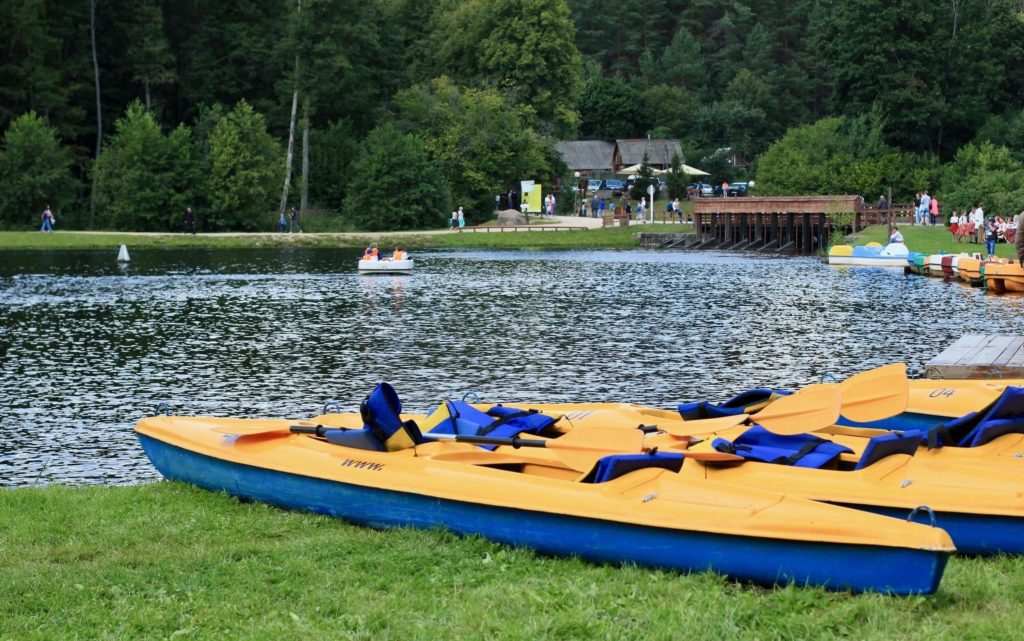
[
  {"x1": 827, "y1": 242, "x2": 909, "y2": 267},
  {"x1": 358, "y1": 257, "x2": 414, "y2": 275},
  {"x1": 984, "y1": 261, "x2": 1024, "y2": 294},
  {"x1": 135, "y1": 408, "x2": 953, "y2": 594}
]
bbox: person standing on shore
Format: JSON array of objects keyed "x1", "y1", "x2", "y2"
[
  {"x1": 278, "y1": 211, "x2": 287, "y2": 233},
  {"x1": 289, "y1": 207, "x2": 301, "y2": 233},
  {"x1": 457, "y1": 206, "x2": 465, "y2": 228},
  {"x1": 973, "y1": 203, "x2": 985, "y2": 243},
  {"x1": 40, "y1": 205, "x2": 54, "y2": 233},
  {"x1": 184, "y1": 207, "x2": 196, "y2": 235}
]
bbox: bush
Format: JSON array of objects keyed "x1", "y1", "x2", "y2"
[
  {"x1": 343, "y1": 123, "x2": 451, "y2": 231},
  {"x1": 0, "y1": 112, "x2": 76, "y2": 229}
]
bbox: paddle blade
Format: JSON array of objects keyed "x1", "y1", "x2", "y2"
[
  {"x1": 660, "y1": 414, "x2": 750, "y2": 438},
  {"x1": 212, "y1": 421, "x2": 313, "y2": 437},
  {"x1": 548, "y1": 427, "x2": 646, "y2": 472},
  {"x1": 753, "y1": 384, "x2": 842, "y2": 435},
  {"x1": 839, "y1": 363, "x2": 909, "y2": 422}
]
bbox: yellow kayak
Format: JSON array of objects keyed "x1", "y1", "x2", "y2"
[{"x1": 135, "y1": 383, "x2": 953, "y2": 594}]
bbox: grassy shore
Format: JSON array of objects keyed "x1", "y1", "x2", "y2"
[
  {"x1": 0, "y1": 222, "x2": 692, "y2": 252},
  {"x1": 850, "y1": 224, "x2": 1021, "y2": 260},
  {"x1": 2, "y1": 482, "x2": 1024, "y2": 640}
]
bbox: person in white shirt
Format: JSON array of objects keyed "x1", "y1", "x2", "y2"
[
  {"x1": 889, "y1": 226, "x2": 905, "y2": 244},
  {"x1": 973, "y1": 203, "x2": 985, "y2": 243}
]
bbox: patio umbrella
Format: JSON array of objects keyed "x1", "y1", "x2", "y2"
[
  {"x1": 616, "y1": 163, "x2": 644, "y2": 175},
  {"x1": 679, "y1": 164, "x2": 710, "y2": 176}
]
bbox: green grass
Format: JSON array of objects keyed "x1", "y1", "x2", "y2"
[
  {"x1": 0, "y1": 223, "x2": 693, "y2": 252},
  {"x1": 3, "y1": 482, "x2": 1024, "y2": 640},
  {"x1": 850, "y1": 224, "x2": 1020, "y2": 260}
]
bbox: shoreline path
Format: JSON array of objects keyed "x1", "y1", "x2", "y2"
[{"x1": 64, "y1": 215, "x2": 607, "y2": 238}]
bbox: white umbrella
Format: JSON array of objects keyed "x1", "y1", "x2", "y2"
[
  {"x1": 617, "y1": 163, "x2": 643, "y2": 175},
  {"x1": 679, "y1": 164, "x2": 710, "y2": 176}
]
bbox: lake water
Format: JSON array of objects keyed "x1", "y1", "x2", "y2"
[{"x1": 2, "y1": 247, "x2": 1022, "y2": 487}]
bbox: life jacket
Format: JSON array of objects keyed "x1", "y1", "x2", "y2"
[
  {"x1": 364, "y1": 248, "x2": 379, "y2": 260},
  {"x1": 392, "y1": 250, "x2": 406, "y2": 260}
]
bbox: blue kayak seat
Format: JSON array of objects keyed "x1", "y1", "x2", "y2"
[
  {"x1": 853, "y1": 430, "x2": 922, "y2": 470},
  {"x1": 926, "y1": 386, "x2": 1024, "y2": 449},
  {"x1": 326, "y1": 382, "x2": 422, "y2": 452},
  {"x1": 585, "y1": 452, "x2": 685, "y2": 483},
  {"x1": 712, "y1": 425, "x2": 853, "y2": 469},
  {"x1": 677, "y1": 389, "x2": 792, "y2": 421},
  {"x1": 424, "y1": 402, "x2": 558, "y2": 451}
]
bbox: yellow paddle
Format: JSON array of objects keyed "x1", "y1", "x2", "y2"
[
  {"x1": 838, "y1": 363, "x2": 909, "y2": 423},
  {"x1": 749, "y1": 383, "x2": 842, "y2": 435}
]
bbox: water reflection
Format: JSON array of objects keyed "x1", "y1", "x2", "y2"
[{"x1": 1, "y1": 247, "x2": 1022, "y2": 487}]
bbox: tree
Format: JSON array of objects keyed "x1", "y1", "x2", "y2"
[
  {"x1": 93, "y1": 101, "x2": 195, "y2": 231},
  {"x1": 659, "y1": 26, "x2": 706, "y2": 92},
  {"x1": 577, "y1": 76, "x2": 645, "y2": 140},
  {"x1": 938, "y1": 142, "x2": 1024, "y2": 215},
  {"x1": 308, "y1": 120, "x2": 358, "y2": 210},
  {"x1": 433, "y1": 0, "x2": 583, "y2": 133},
  {"x1": 664, "y1": 152, "x2": 689, "y2": 200},
  {"x1": 629, "y1": 153, "x2": 657, "y2": 201},
  {"x1": 343, "y1": 123, "x2": 450, "y2": 230},
  {"x1": 0, "y1": 112, "x2": 76, "y2": 228},
  {"x1": 755, "y1": 115, "x2": 908, "y2": 198},
  {"x1": 207, "y1": 100, "x2": 282, "y2": 230},
  {"x1": 394, "y1": 77, "x2": 551, "y2": 224},
  {"x1": 125, "y1": 0, "x2": 176, "y2": 110}
]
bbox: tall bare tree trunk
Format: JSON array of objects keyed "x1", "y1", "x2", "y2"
[
  {"x1": 89, "y1": 0, "x2": 102, "y2": 226},
  {"x1": 278, "y1": 0, "x2": 302, "y2": 216},
  {"x1": 300, "y1": 98, "x2": 310, "y2": 215},
  {"x1": 144, "y1": 80, "x2": 151, "y2": 111}
]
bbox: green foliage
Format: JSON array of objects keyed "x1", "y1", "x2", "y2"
[
  {"x1": 0, "y1": 112, "x2": 76, "y2": 229},
  {"x1": 629, "y1": 153, "x2": 658, "y2": 201},
  {"x1": 665, "y1": 153, "x2": 690, "y2": 200},
  {"x1": 343, "y1": 123, "x2": 451, "y2": 230},
  {"x1": 394, "y1": 77, "x2": 550, "y2": 225},
  {"x1": 308, "y1": 120, "x2": 358, "y2": 211},
  {"x1": 975, "y1": 110, "x2": 1024, "y2": 159},
  {"x1": 93, "y1": 101, "x2": 195, "y2": 231},
  {"x1": 755, "y1": 115, "x2": 913, "y2": 197},
  {"x1": 578, "y1": 76, "x2": 644, "y2": 140},
  {"x1": 207, "y1": 100, "x2": 282, "y2": 231},
  {"x1": 937, "y1": 142, "x2": 1024, "y2": 215},
  {"x1": 433, "y1": 0, "x2": 582, "y2": 134}
]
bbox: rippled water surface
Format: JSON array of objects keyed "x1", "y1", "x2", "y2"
[{"x1": 2, "y1": 247, "x2": 1022, "y2": 487}]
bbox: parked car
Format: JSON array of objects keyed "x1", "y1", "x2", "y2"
[
  {"x1": 687, "y1": 182, "x2": 714, "y2": 197},
  {"x1": 603, "y1": 179, "x2": 626, "y2": 196},
  {"x1": 727, "y1": 182, "x2": 750, "y2": 197}
]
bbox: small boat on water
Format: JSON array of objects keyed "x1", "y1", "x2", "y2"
[
  {"x1": 135, "y1": 382, "x2": 953, "y2": 594},
  {"x1": 957, "y1": 256, "x2": 1008, "y2": 287},
  {"x1": 984, "y1": 261, "x2": 1024, "y2": 294},
  {"x1": 358, "y1": 246, "x2": 414, "y2": 275},
  {"x1": 828, "y1": 242, "x2": 910, "y2": 267},
  {"x1": 358, "y1": 257, "x2": 415, "y2": 275}
]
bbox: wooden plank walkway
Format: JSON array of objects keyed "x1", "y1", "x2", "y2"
[{"x1": 925, "y1": 334, "x2": 1024, "y2": 379}]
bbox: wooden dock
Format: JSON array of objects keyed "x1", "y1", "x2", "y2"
[{"x1": 925, "y1": 334, "x2": 1024, "y2": 379}]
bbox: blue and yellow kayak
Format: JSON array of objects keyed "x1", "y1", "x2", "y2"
[{"x1": 135, "y1": 383, "x2": 954, "y2": 595}]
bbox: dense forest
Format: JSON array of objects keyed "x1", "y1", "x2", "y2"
[{"x1": 3, "y1": 0, "x2": 1024, "y2": 231}]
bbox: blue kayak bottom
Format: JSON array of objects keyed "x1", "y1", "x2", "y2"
[{"x1": 137, "y1": 434, "x2": 949, "y2": 594}]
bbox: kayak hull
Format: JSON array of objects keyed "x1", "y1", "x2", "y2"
[{"x1": 136, "y1": 430, "x2": 950, "y2": 594}]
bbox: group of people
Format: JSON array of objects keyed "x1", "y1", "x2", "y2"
[
  {"x1": 913, "y1": 191, "x2": 940, "y2": 226},
  {"x1": 362, "y1": 245, "x2": 408, "y2": 261},
  {"x1": 543, "y1": 194, "x2": 557, "y2": 217},
  {"x1": 450, "y1": 207, "x2": 465, "y2": 228},
  {"x1": 949, "y1": 205, "x2": 1021, "y2": 259},
  {"x1": 278, "y1": 207, "x2": 301, "y2": 233}
]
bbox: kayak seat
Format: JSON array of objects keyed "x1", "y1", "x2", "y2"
[
  {"x1": 852, "y1": 430, "x2": 922, "y2": 470},
  {"x1": 712, "y1": 426, "x2": 853, "y2": 469},
  {"x1": 584, "y1": 452, "x2": 685, "y2": 483},
  {"x1": 421, "y1": 402, "x2": 557, "y2": 451},
  {"x1": 677, "y1": 389, "x2": 791, "y2": 421},
  {"x1": 926, "y1": 386, "x2": 1024, "y2": 448},
  {"x1": 346, "y1": 382, "x2": 423, "y2": 452}
]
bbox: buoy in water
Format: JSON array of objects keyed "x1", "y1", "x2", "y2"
[{"x1": 117, "y1": 244, "x2": 131, "y2": 263}]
